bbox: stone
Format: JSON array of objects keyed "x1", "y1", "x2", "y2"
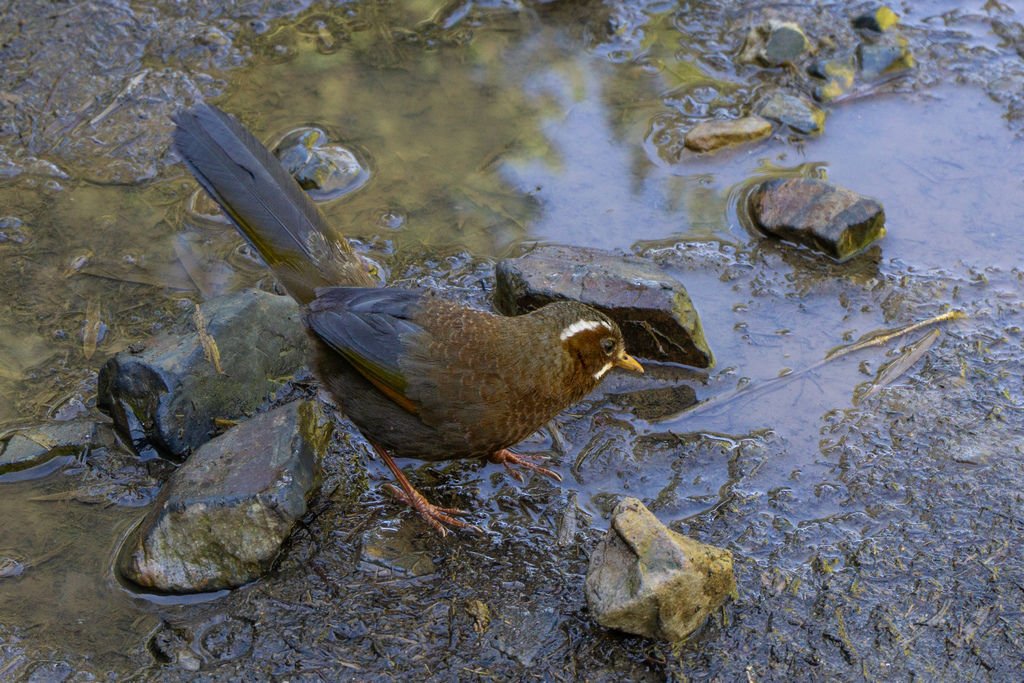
[
  {"x1": 852, "y1": 6, "x2": 900, "y2": 33},
  {"x1": 117, "y1": 400, "x2": 331, "y2": 593},
  {"x1": 747, "y1": 177, "x2": 886, "y2": 261},
  {"x1": 683, "y1": 116, "x2": 772, "y2": 153},
  {"x1": 274, "y1": 127, "x2": 370, "y2": 202},
  {"x1": 757, "y1": 91, "x2": 826, "y2": 135},
  {"x1": 585, "y1": 497, "x2": 735, "y2": 642},
  {"x1": 857, "y1": 37, "x2": 915, "y2": 81},
  {"x1": 495, "y1": 245, "x2": 713, "y2": 368},
  {"x1": 738, "y1": 20, "x2": 810, "y2": 67},
  {"x1": 0, "y1": 419, "x2": 111, "y2": 481},
  {"x1": 808, "y1": 54, "x2": 856, "y2": 102},
  {"x1": 98, "y1": 289, "x2": 307, "y2": 460}
]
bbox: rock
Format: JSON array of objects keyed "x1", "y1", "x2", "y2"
[
  {"x1": 0, "y1": 419, "x2": 111, "y2": 481},
  {"x1": 738, "y1": 20, "x2": 810, "y2": 67},
  {"x1": 117, "y1": 400, "x2": 330, "y2": 593},
  {"x1": 852, "y1": 6, "x2": 900, "y2": 33},
  {"x1": 495, "y1": 245, "x2": 713, "y2": 368},
  {"x1": 808, "y1": 54, "x2": 856, "y2": 102},
  {"x1": 857, "y1": 36, "x2": 915, "y2": 81},
  {"x1": 585, "y1": 497, "x2": 735, "y2": 642},
  {"x1": 757, "y1": 91, "x2": 826, "y2": 135},
  {"x1": 274, "y1": 127, "x2": 370, "y2": 202},
  {"x1": 98, "y1": 289, "x2": 307, "y2": 460},
  {"x1": 747, "y1": 177, "x2": 886, "y2": 261},
  {"x1": 683, "y1": 116, "x2": 772, "y2": 153}
]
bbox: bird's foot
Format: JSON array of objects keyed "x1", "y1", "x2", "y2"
[
  {"x1": 489, "y1": 449, "x2": 563, "y2": 483},
  {"x1": 383, "y1": 484, "x2": 478, "y2": 537},
  {"x1": 369, "y1": 440, "x2": 480, "y2": 536}
]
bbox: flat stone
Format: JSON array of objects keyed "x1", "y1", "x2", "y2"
[
  {"x1": 585, "y1": 497, "x2": 735, "y2": 642},
  {"x1": 747, "y1": 177, "x2": 886, "y2": 261},
  {"x1": 757, "y1": 91, "x2": 826, "y2": 135},
  {"x1": 684, "y1": 116, "x2": 772, "y2": 153},
  {"x1": 0, "y1": 419, "x2": 111, "y2": 481},
  {"x1": 117, "y1": 400, "x2": 331, "y2": 593},
  {"x1": 97, "y1": 289, "x2": 307, "y2": 460},
  {"x1": 495, "y1": 245, "x2": 713, "y2": 368}
]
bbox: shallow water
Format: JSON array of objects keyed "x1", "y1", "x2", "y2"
[{"x1": 1, "y1": 0, "x2": 1023, "y2": 678}]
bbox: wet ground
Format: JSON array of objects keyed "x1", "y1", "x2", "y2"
[{"x1": 2, "y1": 0, "x2": 1023, "y2": 679}]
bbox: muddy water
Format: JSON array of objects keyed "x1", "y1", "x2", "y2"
[{"x1": 1, "y1": 0, "x2": 1023, "y2": 678}]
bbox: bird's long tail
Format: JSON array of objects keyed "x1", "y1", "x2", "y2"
[{"x1": 171, "y1": 103, "x2": 374, "y2": 303}]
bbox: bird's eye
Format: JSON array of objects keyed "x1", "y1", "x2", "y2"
[{"x1": 600, "y1": 337, "x2": 616, "y2": 355}]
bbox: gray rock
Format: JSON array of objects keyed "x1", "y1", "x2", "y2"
[
  {"x1": 757, "y1": 91, "x2": 826, "y2": 135},
  {"x1": 738, "y1": 20, "x2": 810, "y2": 67},
  {"x1": 857, "y1": 36, "x2": 915, "y2": 81},
  {"x1": 0, "y1": 419, "x2": 110, "y2": 481},
  {"x1": 683, "y1": 116, "x2": 772, "y2": 153},
  {"x1": 585, "y1": 497, "x2": 735, "y2": 642},
  {"x1": 98, "y1": 289, "x2": 307, "y2": 460},
  {"x1": 117, "y1": 400, "x2": 331, "y2": 593},
  {"x1": 495, "y1": 246, "x2": 713, "y2": 368},
  {"x1": 747, "y1": 177, "x2": 886, "y2": 261},
  {"x1": 808, "y1": 54, "x2": 856, "y2": 102},
  {"x1": 274, "y1": 127, "x2": 371, "y2": 202}
]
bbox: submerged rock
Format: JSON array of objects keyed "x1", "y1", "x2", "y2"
[
  {"x1": 738, "y1": 20, "x2": 810, "y2": 67},
  {"x1": 683, "y1": 116, "x2": 772, "y2": 153},
  {"x1": 495, "y1": 245, "x2": 713, "y2": 368},
  {"x1": 0, "y1": 419, "x2": 111, "y2": 481},
  {"x1": 274, "y1": 127, "x2": 371, "y2": 202},
  {"x1": 757, "y1": 91, "x2": 826, "y2": 135},
  {"x1": 585, "y1": 497, "x2": 735, "y2": 642},
  {"x1": 117, "y1": 400, "x2": 331, "y2": 593},
  {"x1": 98, "y1": 289, "x2": 306, "y2": 460},
  {"x1": 747, "y1": 177, "x2": 886, "y2": 261}
]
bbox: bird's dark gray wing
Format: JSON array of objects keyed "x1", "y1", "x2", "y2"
[{"x1": 306, "y1": 287, "x2": 429, "y2": 413}]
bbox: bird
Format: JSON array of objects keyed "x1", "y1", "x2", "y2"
[{"x1": 171, "y1": 103, "x2": 644, "y2": 534}]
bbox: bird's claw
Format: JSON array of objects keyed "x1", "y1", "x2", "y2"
[
  {"x1": 383, "y1": 484, "x2": 480, "y2": 536},
  {"x1": 489, "y1": 449, "x2": 563, "y2": 483}
]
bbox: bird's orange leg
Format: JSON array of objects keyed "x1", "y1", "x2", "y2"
[
  {"x1": 488, "y1": 449, "x2": 563, "y2": 483},
  {"x1": 369, "y1": 441, "x2": 479, "y2": 536}
]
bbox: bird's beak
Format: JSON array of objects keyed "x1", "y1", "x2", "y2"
[{"x1": 614, "y1": 352, "x2": 644, "y2": 374}]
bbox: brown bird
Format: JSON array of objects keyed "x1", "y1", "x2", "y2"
[{"x1": 172, "y1": 104, "x2": 643, "y2": 534}]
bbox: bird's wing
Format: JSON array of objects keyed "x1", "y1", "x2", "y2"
[{"x1": 306, "y1": 287, "x2": 428, "y2": 414}]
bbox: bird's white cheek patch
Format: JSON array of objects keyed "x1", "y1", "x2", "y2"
[
  {"x1": 560, "y1": 319, "x2": 612, "y2": 341},
  {"x1": 593, "y1": 362, "x2": 613, "y2": 381}
]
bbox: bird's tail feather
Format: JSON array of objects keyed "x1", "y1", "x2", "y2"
[{"x1": 172, "y1": 103, "x2": 374, "y2": 303}]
